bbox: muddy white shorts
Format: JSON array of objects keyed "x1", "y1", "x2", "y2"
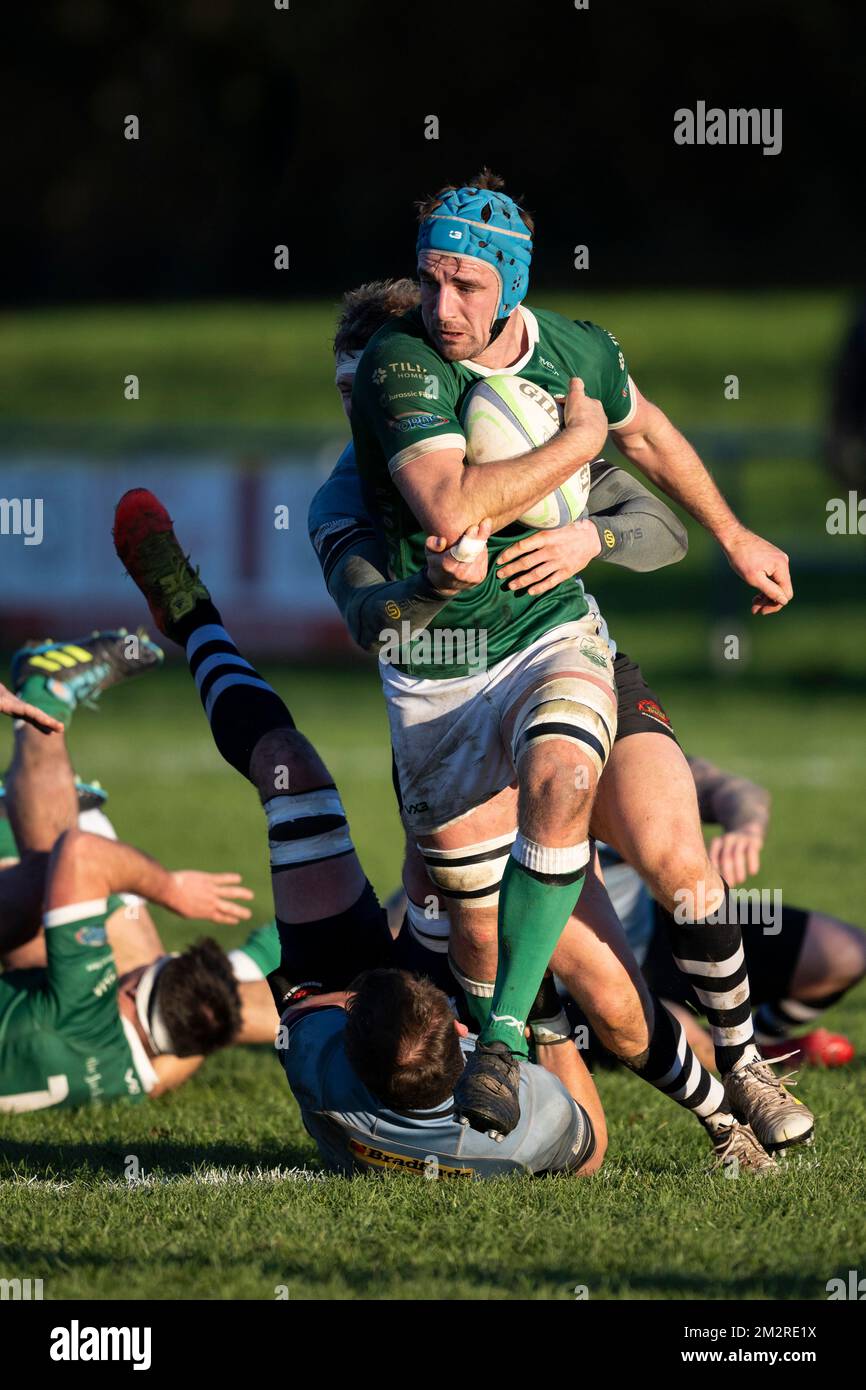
[{"x1": 380, "y1": 614, "x2": 618, "y2": 835}]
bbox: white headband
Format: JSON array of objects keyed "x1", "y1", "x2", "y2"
[
  {"x1": 334, "y1": 349, "x2": 364, "y2": 385},
  {"x1": 135, "y1": 954, "x2": 177, "y2": 1056}
]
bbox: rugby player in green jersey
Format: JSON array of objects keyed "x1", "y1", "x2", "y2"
[
  {"x1": 0, "y1": 823, "x2": 246, "y2": 1112},
  {"x1": 112, "y1": 489, "x2": 777, "y2": 1173},
  {"x1": 349, "y1": 172, "x2": 810, "y2": 1145},
  {"x1": 304, "y1": 280, "x2": 800, "y2": 1166},
  {"x1": 0, "y1": 638, "x2": 267, "y2": 1112}
]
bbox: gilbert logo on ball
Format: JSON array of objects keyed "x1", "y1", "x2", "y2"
[{"x1": 461, "y1": 376, "x2": 591, "y2": 529}]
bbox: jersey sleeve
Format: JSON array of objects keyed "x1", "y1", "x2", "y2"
[
  {"x1": 308, "y1": 443, "x2": 386, "y2": 586},
  {"x1": 42, "y1": 899, "x2": 120, "y2": 1035},
  {"x1": 229, "y1": 921, "x2": 282, "y2": 982},
  {"x1": 351, "y1": 333, "x2": 465, "y2": 477},
  {"x1": 578, "y1": 321, "x2": 638, "y2": 430},
  {"x1": 586, "y1": 459, "x2": 688, "y2": 570}
]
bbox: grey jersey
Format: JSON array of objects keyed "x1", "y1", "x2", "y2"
[{"x1": 282, "y1": 1007, "x2": 594, "y2": 1179}]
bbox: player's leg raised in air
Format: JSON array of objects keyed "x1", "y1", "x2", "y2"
[
  {"x1": 0, "y1": 630, "x2": 164, "y2": 961},
  {"x1": 591, "y1": 692, "x2": 815, "y2": 1151},
  {"x1": 113, "y1": 489, "x2": 395, "y2": 1002}
]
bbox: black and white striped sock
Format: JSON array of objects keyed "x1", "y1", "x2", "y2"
[
  {"x1": 667, "y1": 911, "x2": 757, "y2": 1075},
  {"x1": 754, "y1": 991, "x2": 845, "y2": 1045},
  {"x1": 626, "y1": 996, "x2": 732, "y2": 1128},
  {"x1": 185, "y1": 622, "x2": 294, "y2": 780}
]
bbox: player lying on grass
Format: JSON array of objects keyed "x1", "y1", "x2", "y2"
[
  {"x1": 0, "y1": 820, "x2": 249, "y2": 1113},
  {"x1": 112, "y1": 493, "x2": 612, "y2": 1178},
  {"x1": 598, "y1": 756, "x2": 866, "y2": 1071},
  {"x1": 0, "y1": 634, "x2": 281, "y2": 1030},
  {"x1": 278, "y1": 967, "x2": 607, "y2": 1178},
  {"x1": 113, "y1": 491, "x2": 782, "y2": 1175},
  {"x1": 312, "y1": 273, "x2": 814, "y2": 1154},
  {"x1": 0, "y1": 638, "x2": 280, "y2": 1111}
]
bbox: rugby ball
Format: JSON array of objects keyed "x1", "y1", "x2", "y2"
[{"x1": 461, "y1": 375, "x2": 591, "y2": 529}]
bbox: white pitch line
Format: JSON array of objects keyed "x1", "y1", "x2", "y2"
[{"x1": 1, "y1": 1165, "x2": 327, "y2": 1191}]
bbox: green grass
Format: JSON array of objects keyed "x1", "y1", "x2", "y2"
[
  {"x1": 0, "y1": 290, "x2": 853, "y2": 434},
  {"x1": 0, "y1": 292, "x2": 863, "y2": 1298},
  {"x1": 1, "y1": 666, "x2": 865, "y2": 1300}
]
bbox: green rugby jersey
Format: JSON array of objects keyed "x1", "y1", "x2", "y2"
[
  {"x1": 350, "y1": 304, "x2": 636, "y2": 678},
  {"x1": 0, "y1": 899, "x2": 156, "y2": 1112}
]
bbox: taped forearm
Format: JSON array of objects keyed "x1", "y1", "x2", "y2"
[
  {"x1": 688, "y1": 756, "x2": 771, "y2": 834},
  {"x1": 328, "y1": 550, "x2": 450, "y2": 653},
  {"x1": 587, "y1": 462, "x2": 689, "y2": 571}
]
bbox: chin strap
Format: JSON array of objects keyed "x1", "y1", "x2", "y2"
[{"x1": 484, "y1": 314, "x2": 510, "y2": 349}]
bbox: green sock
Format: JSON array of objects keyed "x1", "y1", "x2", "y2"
[
  {"x1": 447, "y1": 955, "x2": 494, "y2": 1032},
  {"x1": 16, "y1": 675, "x2": 74, "y2": 730},
  {"x1": 462, "y1": 987, "x2": 493, "y2": 1033},
  {"x1": 481, "y1": 856, "x2": 585, "y2": 1058}
]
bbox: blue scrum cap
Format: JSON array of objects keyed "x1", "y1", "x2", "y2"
[{"x1": 416, "y1": 184, "x2": 533, "y2": 322}]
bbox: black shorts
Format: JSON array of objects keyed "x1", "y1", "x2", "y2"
[
  {"x1": 644, "y1": 902, "x2": 811, "y2": 1009},
  {"x1": 392, "y1": 916, "x2": 476, "y2": 1025},
  {"x1": 273, "y1": 879, "x2": 394, "y2": 994},
  {"x1": 613, "y1": 652, "x2": 679, "y2": 744},
  {"x1": 392, "y1": 920, "x2": 456, "y2": 994}
]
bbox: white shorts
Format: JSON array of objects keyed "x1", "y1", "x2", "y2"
[{"x1": 381, "y1": 615, "x2": 618, "y2": 835}]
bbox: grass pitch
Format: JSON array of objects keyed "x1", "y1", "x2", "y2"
[
  {"x1": 1, "y1": 666, "x2": 865, "y2": 1301},
  {"x1": 0, "y1": 291, "x2": 864, "y2": 1299}
]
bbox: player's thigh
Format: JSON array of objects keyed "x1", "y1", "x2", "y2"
[
  {"x1": 416, "y1": 784, "x2": 517, "y2": 957},
  {"x1": 250, "y1": 726, "x2": 373, "y2": 922},
  {"x1": 498, "y1": 621, "x2": 617, "y2": 841},
  {"x1": 789, "y1": 910, "x2": 866, "y2": 997},
  {"x1": 591, "y1": 731, "x2": 710, "y2": 898},
  {"x1": 501, "y1": 624, "x2": 617, "y2": 782},
  {"x1": 271, "y1": 854, "x2": 368, "y2": 924}
]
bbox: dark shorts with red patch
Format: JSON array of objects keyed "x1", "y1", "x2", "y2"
[{"x1": 613, "y1": 651, "x2": 679, "y2": 744}]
